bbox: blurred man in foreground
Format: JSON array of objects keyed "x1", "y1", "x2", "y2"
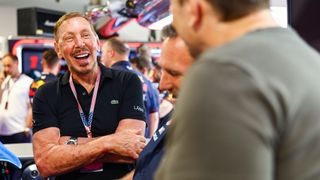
[{"x1": 156, "y1": 0, "x2": 320, "y2": 179}]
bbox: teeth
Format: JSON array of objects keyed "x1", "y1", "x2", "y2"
[{"x1": 75, "y1": 54, "x2": 89, "y2": 58}]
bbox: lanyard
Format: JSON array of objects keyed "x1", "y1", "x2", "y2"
[
  {"x1": 69, "y1": 69, "x2": 101, "y2": 138},
  {"x1": 4, "y1": 75, "x2": 20, "y2": 110}
]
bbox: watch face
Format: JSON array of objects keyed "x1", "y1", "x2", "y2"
[
  {"x1": 66, "y1": 140, "x2": 76, "y2": 145},
  {"x1": 66, "y1": 137, "x2": 77, "y2": 145}
]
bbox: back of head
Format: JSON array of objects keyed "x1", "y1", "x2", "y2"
[
  {"x1": 179, "y1": 0, "x2": 269, "y2": 21},
  {"x1": 43, "y1": 49, "x2": 59, "y2": 69},
  {"x1": 137, "y1": 43, "x2": 151, "y2": 60},
  {"x1": 161, "y1": 24, "x2": 178, "y2": 40},
  {"x1": 130, "y1": 56, "x2": 152, "y2": 74},
  {"x1": 106, "y1": 37, "x2": 130, "y2": 56},
  {"x1": 2, "y1": 53, "x2": 18, "y2": 63}
]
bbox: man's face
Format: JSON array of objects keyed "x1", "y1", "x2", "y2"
[
  {"x1": 2, "y1": 56, "x2": 19, "y2": 77},
  {"x1": 101, "y1": 42, "x2": 112, "y2": 67},
  {"x1": 158, "y1": 37, "x2": 194, "y2": 97},
  {"x1": 54, "y1": 17, "x2": 100, "y2": 75},
  {"x1": 170, "y1": 0, "x2": 203, "y2": 58}
]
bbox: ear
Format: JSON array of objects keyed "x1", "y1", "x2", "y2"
[
  {"x1": 14, "y1": 59, "x2": 19, "y2": 66},
  {"x1": 108, "y1": 49, "x2": 115, "y2": 58},
  {"x1": 188, "y1": 0, "x2": 203, "y2": 32},
  {"x1": 95, "y1": 34, "x2": 101, "y2": 51},
  {"x1": 54, "y1": 41, "x2": 63, "y2": 59},
  {"x1": 41, "y1": 58, "x2": 45, "y2": 67}
]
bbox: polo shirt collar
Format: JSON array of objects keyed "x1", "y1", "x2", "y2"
[{"x1": 61, "y1": 63, "x2": 113, "y2": 85}]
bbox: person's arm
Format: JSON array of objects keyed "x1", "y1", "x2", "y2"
[
  {"x1": 24, "y1": 102, "x2": 32, "y2": 136},
  {"x1": 147, "y1": 84, "x2": 160, "y2": 138},
  {"x1": 58, "y1": 118, "x2": 146, "y2": 164},
  {"x1": 148, "y1": 112, "x2": 159, "y2": 137},
  {"x1": 26, "y1": 105, "x2": 33, "y2": 129},
  {"x1": 120, "y1": 170, "x2": 135, "y2": 180},
  {"x1": 33, "y1": 127, "x2": 145, "y2": 177}
]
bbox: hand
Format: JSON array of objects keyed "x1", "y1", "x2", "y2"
[
  {"x1": 24, "y1": 128, "x2": 31, "y2": 137},
  {"x1": 104, "y1": 129, "x2": 146, "y2": 159}
]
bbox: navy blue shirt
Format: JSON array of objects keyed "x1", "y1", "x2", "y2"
[
  {"x1": 133, "y1": 110, "x2": 173, "y2": 180},
  {"x1": 29, "y1": 72, "x2": 57, "y2": 104},
  {"x1": 111, "y1": 61, "x2": 159, "y2": 137}
]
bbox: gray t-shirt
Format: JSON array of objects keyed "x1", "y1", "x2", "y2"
[{"x1": 156, "y1": 27, "x2": 320, "y2": 180}]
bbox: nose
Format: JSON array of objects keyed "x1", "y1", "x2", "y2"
[
  {"x1": 159, "y1": 72, "x2": 172, "y2": 92},
  {"x1": 74, "y1": 36, "x2": 85, "y2": 47}
]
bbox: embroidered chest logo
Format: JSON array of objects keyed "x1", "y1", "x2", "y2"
[
  {"x1": 110, "y1": 100, "x2": 119, "y2": 105},
  {"x1": 133, "y1": 105, "x2": 144, "y2": 112}
]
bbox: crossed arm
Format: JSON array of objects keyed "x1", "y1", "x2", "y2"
[{"x1": 33, "y1": 119, "x2": 146, "y2": 177}]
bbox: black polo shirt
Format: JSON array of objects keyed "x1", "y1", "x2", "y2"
[{"x1": 32, "y1": 64, "x2": 146, "y2": 179}]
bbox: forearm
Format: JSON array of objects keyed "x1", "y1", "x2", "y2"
[
  {"x1": 148, "y1": 112, "x2": 159, "y2": 138},
  {"x1": 34, "y1": 134, "x2": 110, "y2": 177},
  {"x1": 59, "y1": 136, "x2": 135, "y2": 164},
  {"x1": 26, "y1": 108, "x2": 33, "y2": 129},
  {"x1": 34, "y1": 121, "x2": 145, "y2": 177}
]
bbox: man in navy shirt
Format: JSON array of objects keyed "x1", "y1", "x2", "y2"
[
  {"x1": 29, "y1": 49, "x2": 61, "y2": 103},
  {"x1": 121, "y1": 24, "x2": 195, "y2": 180},
  {"x1": 101, "y1": 38, "x2": 160, "y2": 138}
]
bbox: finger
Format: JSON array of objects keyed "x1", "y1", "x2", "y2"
[{"x1": 137, "y1": 136, "x2": 146, "y2": 143}]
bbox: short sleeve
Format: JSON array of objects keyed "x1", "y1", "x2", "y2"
[
  {"x1": 118, "y1": 73, "x2": 146, "y2": 122},
  {"x1": 32, "y1": 82, "x2": 59, "y2": 134}
]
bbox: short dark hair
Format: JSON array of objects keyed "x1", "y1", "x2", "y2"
[
  {"x1": 106, "y1": 37, "x2": 130, "y2": 56},
  {"x1": 43, "y1": 49, "x2": 59, "y2": 68},
  {"x1": 178, "y1": 0, "x2": 269, "y2": 21},
  {"x1": 161, "y1": 24, "x2": 178, "y2": 40},
  {"x1": 54, "y1": 12, "x2": 95, "y2": 41},
  {"x1": 130, "y1": 56, "x2": 152, "y2": 72},
  {"x1": 2, "y1": 53, "x2": 18, "y2": 62}
]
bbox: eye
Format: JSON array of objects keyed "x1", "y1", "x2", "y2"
[
  {"x1": 64, "y1": 36, "x2": 74, "y2": 42},
  {"x1": 82, "y1": 33, "x2": 91, "y2": 39},
  {"x1": 167, "y1": 69, "x2": 181, "y2": 77}
]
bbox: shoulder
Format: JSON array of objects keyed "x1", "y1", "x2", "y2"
[
  {"x1": 21, "y1": 74, "x2": 33, "y2": 84},
  {"x1": 35, "y1": 79, "x2": 59, "y2": 98},
  {"x1": 109, "y1": 68, "x2": 141, "y2": 85}
]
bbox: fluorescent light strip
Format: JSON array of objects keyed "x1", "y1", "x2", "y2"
[{"x1": 148, "y1": 14, "x2": 173, "y2": 30}]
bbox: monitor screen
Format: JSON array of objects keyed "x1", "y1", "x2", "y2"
[
  {"x1": 22, "y1": 47, "x2": 49, "y2": 79},
  {"x1": 20, "y1": 47, "x2": 67, "y2": 79},
  {"x1": 288, "y1": 0, "x2": 320, "y2": 52}
]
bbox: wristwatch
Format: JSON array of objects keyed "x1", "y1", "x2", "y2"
[{"x1": 65, "y1": 137, "x2": 78, "y2": 145}]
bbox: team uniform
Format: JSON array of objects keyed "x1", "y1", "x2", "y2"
[
  {"x1": 29, "y1": 72, "x2": 57, "y2": 104},
  {"x1": 133, "y1": 110, "x2": 173, "y2": 180},
  {"x1": 111, "y1": 61, "x2": 159, "y2": 137}
]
